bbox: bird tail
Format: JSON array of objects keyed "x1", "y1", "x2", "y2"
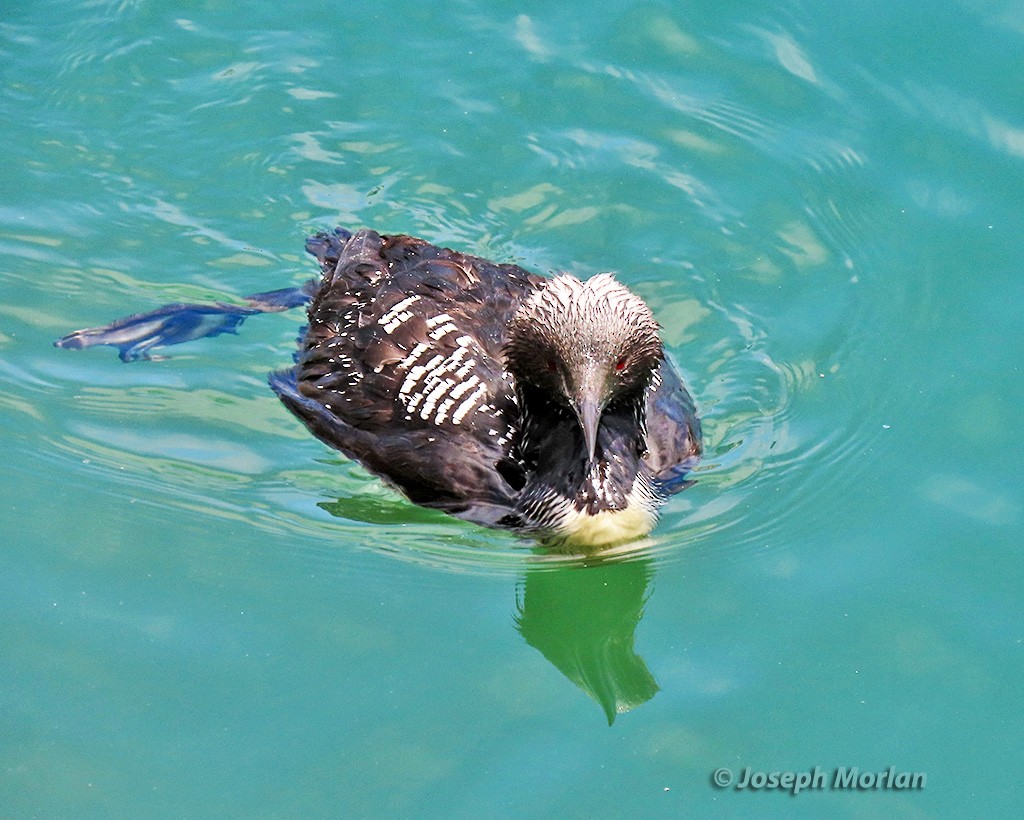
[{"x1": 304, "y1": 226, "x2": 352, "y2": 271}]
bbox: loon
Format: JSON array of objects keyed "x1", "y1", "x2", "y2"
[{"x1": 56, "y1": 228, "x2": 702, "y2": 547}]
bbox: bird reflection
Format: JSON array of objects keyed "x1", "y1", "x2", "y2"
[
  {"x1": 319, "y1": 494, "x2": 660, "y2": 724},
  {"x1": 516, "y1": 556, "x2": 658, "y2": 724}
]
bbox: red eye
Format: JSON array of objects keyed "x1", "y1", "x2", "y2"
[{"x1": 615, "y1": 358, "x2": 627, "y2": 372}]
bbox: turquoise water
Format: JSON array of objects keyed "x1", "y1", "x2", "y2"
[{"x1": 3, "y1": 0, "x2": 1022, "y2": 816}]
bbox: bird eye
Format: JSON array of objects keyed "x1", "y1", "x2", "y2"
[
  {"x1": 615, "y1": 358, "x2": 627, "y2": 372},
  {"x1": 546, "y1": 358, "x2": 558, "y2": 373}
]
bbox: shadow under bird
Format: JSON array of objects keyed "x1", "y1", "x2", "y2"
[{"x1": 56, "y1": 228, "x2": 702, "y2": 547}]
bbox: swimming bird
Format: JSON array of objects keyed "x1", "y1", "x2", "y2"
[{"x1": 56, "y1": 228, "x2": 702, "y2": 546}]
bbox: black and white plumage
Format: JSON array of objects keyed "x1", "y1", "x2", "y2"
[
  {"x1": 271, "y1": 229, "x2": 701, "y2": 545},
  {"x1": 55, "y1": 227, "x2": 702, "y2": 546}
]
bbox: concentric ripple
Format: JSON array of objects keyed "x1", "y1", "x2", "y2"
[{"x1": 14, "y1": 3, "x2": 932, "y2": 578}]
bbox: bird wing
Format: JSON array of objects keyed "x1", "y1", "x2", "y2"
[
  {"x1": 643, "y1": 358, "x2": 703, "y2": 495},
  {"x1": 272, "y1": 229, "x2": 543, "y2": 523}
]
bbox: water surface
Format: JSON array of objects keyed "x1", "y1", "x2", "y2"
[{"x1": 3, "y1": 1, "x2": 1021, "y2": 816}]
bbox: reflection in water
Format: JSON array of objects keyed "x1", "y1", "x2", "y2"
[
  {"x1": 318, "y1": 494, "x2": 454, "y2": 527},
  {"x1": 319, "y1": 493, "x2": 660, "y2": 724},
  {"x1": 516, "y1": 557, "x2": 657, "y2": 724}
]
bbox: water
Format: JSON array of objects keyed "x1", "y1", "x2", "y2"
[{"x1": 3, "y1": 0, "x2": 1021, "y2": 816}]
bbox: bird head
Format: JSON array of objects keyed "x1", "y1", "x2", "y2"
[{"x1": 505, "y1": 273, "x2": 663, "y2": 464}]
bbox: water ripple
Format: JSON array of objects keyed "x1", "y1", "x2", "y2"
[{"x1": 15, "y1": 3, "x2": 932, "y2": 580}]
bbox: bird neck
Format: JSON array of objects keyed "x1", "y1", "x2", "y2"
[{"x1": 516, "y1": 383, "x2": 650, "y2": 515}]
